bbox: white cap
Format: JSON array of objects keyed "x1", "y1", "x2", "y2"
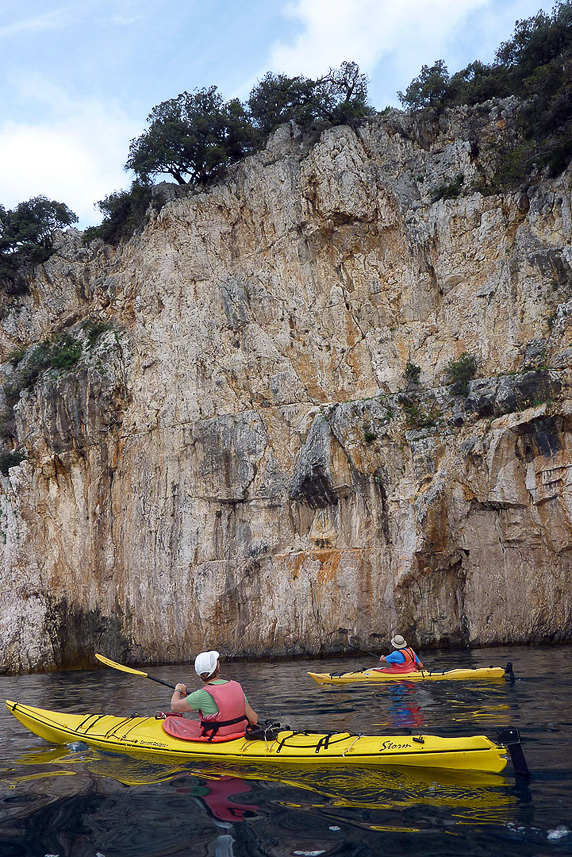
[{"x1": 194, "y1": 650, "x2": 220, "y2": 677}]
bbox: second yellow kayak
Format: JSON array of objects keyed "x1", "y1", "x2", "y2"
[{"x1": 308, "y1": 663, "x2": 512, "y2": 685}]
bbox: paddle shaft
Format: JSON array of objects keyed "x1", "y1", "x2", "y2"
[
  {"x1": 343, "y1": 640, "x2": 379, "y2": 659},
  {"x1": 144, "y1": 674, "x2": 180, "y2": 692}
]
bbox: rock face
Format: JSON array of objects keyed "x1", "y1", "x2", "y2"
[{"x1": 1, "y1": 104, "x2": 572, "y2": 672}]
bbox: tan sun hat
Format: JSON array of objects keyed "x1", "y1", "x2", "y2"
[
  {"x1": 194, "y1": 650, "x2": 220, "y2": 677},
  {"x1": 391, "y1": 634, "x2": 407, "y2": 649}
]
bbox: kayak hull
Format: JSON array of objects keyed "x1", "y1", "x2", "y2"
[
  {"x1": 6, "y1": 700, "x2": 508, "y2": 773},
  {"x1": 308, "y1": 666, "x2": 508, "y2": 685}
]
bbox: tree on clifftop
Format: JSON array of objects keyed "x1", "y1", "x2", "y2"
[
  {"x1": 398, "y1": 1, "x2": 572, "y2": 178},
  {"x1": 125, "y1": 86, "x2": 257, "y2": 186},
  {"x1": 0, "y1": 196, "x2": 78, "y2": 254},
  {"x1": 398, "y1": 60, "x2": 452, "y2": 112},
  {"x1": 0, "y1": 196, "x2": 78, "y2": 294},
  {"x1": 247, "y1": 72, "x2": 319, "y2": 136},
  {"x1": 248, "y1": 61, "x2": 374, "y2": 135},
  {"x1": 83, "y1": 181, "x2": 153, "y2": 246},
  {"x1": 319, "y1": 61, "x2": 374, "y2": 125}
]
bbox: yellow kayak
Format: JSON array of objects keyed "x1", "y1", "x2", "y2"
[
  {"x1": 6, "y1": 700, "x2": 513, "y2": 773},
  {"x1": 308, "y1": 663, "x2": 513, "y2": 685}
]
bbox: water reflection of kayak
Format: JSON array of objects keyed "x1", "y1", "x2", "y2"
[
  {"x1": 7, "y1": 700, "x2": 516, "y2": 773},
  {"x1": 12, "y1": 745, "x2": 517, "y2": 818},
  {"x1": 308, "y1": 663, "x2": 513, "y2": 685}
]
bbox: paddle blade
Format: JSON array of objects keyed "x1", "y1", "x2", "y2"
[{"x1": 95, "y1": 653, "x2": 149, "y2": 677}]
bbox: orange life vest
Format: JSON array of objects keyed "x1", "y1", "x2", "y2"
[
  {"x1": 380, "y1": 646, "x2": 420, "y2": 674},
  {"x1": 199, "y1": 680, "x2": 248, "y2": 739}
]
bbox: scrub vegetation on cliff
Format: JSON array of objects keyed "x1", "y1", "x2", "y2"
[
  {"x1": 81, "y1": 1, "x2": 572, "y2": 245},
  {"x1": 2, "y1": 3, "x2": 571, "y2": 260},
  {"x1": 0, "y1": 197, "x2": 78, "y2": 295},
  {"x1": 444, "y1": 353, "x2": 478, "y2": 397},
  {"x1": 399, "y1": 1, "x2": 572, "y2": 187},
  {"x1": 0, "y1": 321, "x2": 115, "y2": 473}
]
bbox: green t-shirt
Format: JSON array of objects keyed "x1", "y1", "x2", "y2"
[{"x1": 186, "y1": 679, "x2": 247, "y2": 715}]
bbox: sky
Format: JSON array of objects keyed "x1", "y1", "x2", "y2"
[{"x1": 0, "y1": 0, "x2": 558, "y2": 229}]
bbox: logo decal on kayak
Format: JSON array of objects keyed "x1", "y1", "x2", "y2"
[{"x1": 380, "y1": 740, "x2": 413, "y2": 751}]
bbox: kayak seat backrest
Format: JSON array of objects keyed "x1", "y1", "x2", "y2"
[{"x1": 162, "y1": 715, "x2": 246, "y2": 743}]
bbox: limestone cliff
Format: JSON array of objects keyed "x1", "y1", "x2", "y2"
[{"x1": 1, "y1": 102, "x2": 572, "y2": 672}]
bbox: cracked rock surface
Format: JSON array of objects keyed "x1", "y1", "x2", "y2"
[{"x1": 1, "y1": 108, "x2": 572, "y2": 671}]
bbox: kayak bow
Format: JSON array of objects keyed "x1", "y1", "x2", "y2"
[{"x1": 6, "y1": 700, "x2": 516, "y2": 774}]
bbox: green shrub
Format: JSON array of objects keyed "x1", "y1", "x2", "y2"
[
  {"x1": 430, "y1": 173, "x2": 465, "y2": 202},
  {"x1": 363, "y1": 422, "x2": 378, "y2": 442},
  {"x1": 0, "y1": 330, "x2": 87, "y2": 455},
  {"x1": 7, "y1": 347, "x2": 26, "y2": 367},
  {"x1": 81, "y1": 319, "x2": 112, "y2": 349},
  {"x1": 401, "y1": 396, "x2": 441, "y2": 430},
  {"x1": 445, "y1": 352, "x2": 477, "y2": 395},
  {"x1": 4, "y1": 343, "x2": 52, "y2": 406},
  {"x1": 48, "y1": 333, "x2": 82, "y2": 370},
  {"x1": 2, "y1": 334, "x2": 83, "y2": 419},
  {"x1": 83, "y1": 181, "x2": 153, "y2": 246},
  {"x1": 478, "y1": 139, "x2": 536, "y2": 194},
  {"x1": 404, "y1": 361, "x2": 421, "y2": 384}
]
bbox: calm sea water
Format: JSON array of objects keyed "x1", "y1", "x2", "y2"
[{"x1": 1, "y1": 644, "x2": 571, "y2": 857}]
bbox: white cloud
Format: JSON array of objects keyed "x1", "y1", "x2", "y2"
[
  {"x1": 0, "y1": 0, "x2": 150, "y2": 40},
  {"x1": 0, "y1": 101, "x2": 139, "y2": 228},
  {"x1": 1, "y1": 0, "x2": 557, "y2": 224},
  {"x1": 268, "y1": 0, "x2": 556, "y2": 104},
  {"x1": 270, "y1": 0, "x2": 488, "y2": 75},
  {"x1": 0, "y1": 7, "x2": 72, "y2": 40}
]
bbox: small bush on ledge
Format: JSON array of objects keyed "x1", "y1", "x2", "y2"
[
  {"x1": 431, "y1": 173, "x2": 465, "y2": 202},
  {"x1": 363, "y1": 421, "x2": 378, "y2": 442},
  {"x1": 404, "y1": 361, "x2": 421, "y2": 384},
  {"x1": 445, "y1": 352, "x2": 477, "y2": 396},
  {"x1": 399, "y1": 393, "x2": 442, "y2": 430}
]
